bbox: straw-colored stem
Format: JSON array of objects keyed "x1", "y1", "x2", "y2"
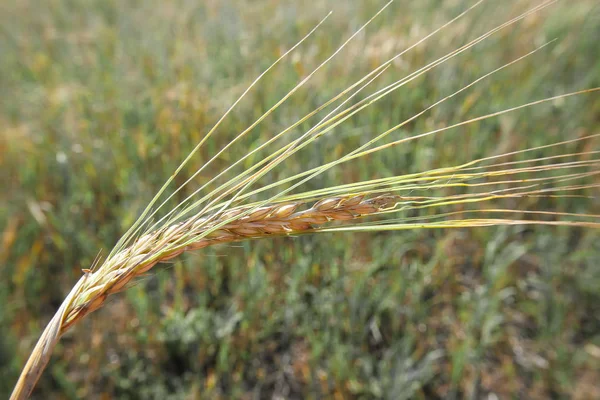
[{"x1": 11, "y1": 277, "x2": 87, "y2": 400}]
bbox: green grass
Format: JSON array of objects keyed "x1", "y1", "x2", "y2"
[{"x1": 1, "y1": 0, "x2": 600, "y2": 398}]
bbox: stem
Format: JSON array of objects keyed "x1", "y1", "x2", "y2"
[{"x1": 11, "y1": 277, "x2": 86, "y2": 400}]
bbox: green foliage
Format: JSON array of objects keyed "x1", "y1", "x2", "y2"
[{"x1": 2, "y1": 0, "x2": 599, "y2": 398}]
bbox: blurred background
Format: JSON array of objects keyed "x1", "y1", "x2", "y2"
[{"x1": 1, "y1": 0, "x2": 599, "y2": 398}]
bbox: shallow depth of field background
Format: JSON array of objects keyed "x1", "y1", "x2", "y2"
[{"x1": 1, "y1": 0, "x2": 599, "y2": 398}]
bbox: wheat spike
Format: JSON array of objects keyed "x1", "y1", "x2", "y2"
[{"x1": 64, "y1": 194, "x2": 399, "y2": 328}]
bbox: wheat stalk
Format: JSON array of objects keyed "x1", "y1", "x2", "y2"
[
  {"x1": 10, "y1": 194, "x2": 399, "y2": 399},
  {"x1": 10, "y1": 0, "x2": 600, "y2": 398}
]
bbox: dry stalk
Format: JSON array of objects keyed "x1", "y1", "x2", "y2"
[{"x1": 10, "y1": 193, "x2": 399, "y2": 400}]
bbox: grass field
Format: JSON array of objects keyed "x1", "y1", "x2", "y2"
[{"x1": 2, "y1": 0, "x2": 600, "y2": 398}]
